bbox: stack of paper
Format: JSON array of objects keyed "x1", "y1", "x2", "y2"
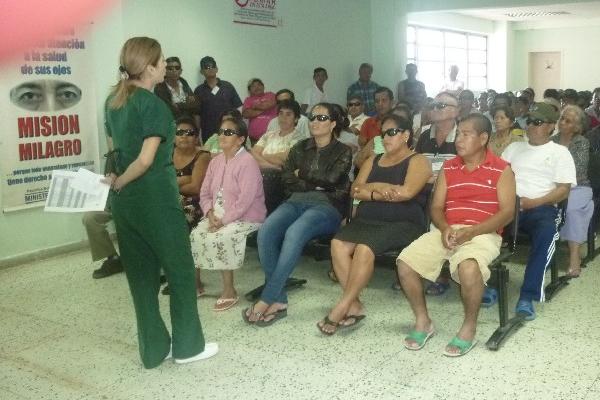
[{"x1": 44, "y1": 169, "x2": 110, "y2": 212}]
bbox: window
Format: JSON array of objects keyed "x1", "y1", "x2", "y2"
[{"x1": 407, "y1": 25, "x2": 488, "y2": 96}]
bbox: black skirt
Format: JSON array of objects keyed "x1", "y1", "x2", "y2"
[{"x1": 334, "y1": 217, "x2": 425, "y2": 255}]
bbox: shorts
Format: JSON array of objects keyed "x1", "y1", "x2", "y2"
[{"x1": 396, "y1": 225, "x2": 502, "y2": 284}]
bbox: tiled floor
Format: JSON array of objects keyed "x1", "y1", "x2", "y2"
[{"x1": 1, "y1": 245, "x2": 599, "y2": 400}]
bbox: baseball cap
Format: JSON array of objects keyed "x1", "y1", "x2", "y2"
[{"x1": 528, "y1": 102, "x2": 559, "y2": 123}]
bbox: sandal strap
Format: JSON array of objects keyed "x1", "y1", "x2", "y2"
[
  {"x1": 406, "y1": 330, "x2": 430, "y2": 346},
  {"x1": 447, "y1": 336, "x2": 473, "y2": 352}
]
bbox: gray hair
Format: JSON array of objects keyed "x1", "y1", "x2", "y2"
[{"x1": 561, "y1": 105, "x2": 587, "y2": 134}]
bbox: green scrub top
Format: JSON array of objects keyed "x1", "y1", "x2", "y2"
[{"x1": 105, "y1": 87, "x2": 177, "y2": 203}]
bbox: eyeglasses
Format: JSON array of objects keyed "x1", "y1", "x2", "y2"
[
  {"x1": 176, "y1": 129, "x2": 197, "y2": 136},
  {"x1": 202, "y1": 65, "x2": 216, "y2": 70},
  {"x1": 381, "y1": 128, "x2": 404, "y2": 137},
  {"x1": 432, "y1": 102, "x2": 457, "y2": 110},
  {"x1": 308, "y1": 114, "x2": 331, "y2": 122},
  {"x1": 218, "y1": 128, "x2": 239, "y2": 136},
  {"x1": 526, "y1": 118, "x2": 546, "y2": 126},
  {"x1": 347, "y1": 102, "x2": 362, "y2": 107},
  {"x1": 166, "y1": 66, "x2": 181, "y2": 71}
]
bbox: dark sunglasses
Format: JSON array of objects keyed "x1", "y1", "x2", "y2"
[
  {"x1": 526, "y1": 117, "x2": 546, "y2": 126},
  {"x1": 218, "y1": 128, "x2": 239, "y2": 136},
  {"x1": 432, "y1": 102, "x2": 457, "y2": 110},
  {"x1": 381, "y1": 128, "x2": 405, "y2": 137},
  {"x1": 308, "y1": 114, "x2": 331, "y2": 122},
  {"x1": 176, "y1": 129, "x2": 197, "y2": 136},
  {"x1": 166, "y1": 65, "x2": 181, "y2": 71},
  {"x1": 347, "y1": 102, "x2": 362, "y2": 107}
]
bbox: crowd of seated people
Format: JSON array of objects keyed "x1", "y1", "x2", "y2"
[{"x1": 90, "y1": 55, "x2": 600, "y2": 357}]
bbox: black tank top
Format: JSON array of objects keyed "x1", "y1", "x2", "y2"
[
  {"x1": 356, "y1": 153, "x2": 426, "y2": 226},
  {"x1": 175, "y1": 150, "x2": 208, "y2": 177}
]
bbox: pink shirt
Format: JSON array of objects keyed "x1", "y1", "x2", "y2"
[
  {"x1": 199, "y1": 149, "x2": 266, "y2": 225},
  {"x1": 243, "y1": 92, "x2": 277, "y2": 140}
]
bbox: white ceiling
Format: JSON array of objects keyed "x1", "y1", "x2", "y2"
[{"x1": 457, "y1": 1, "x2": 600, "y2": 21}]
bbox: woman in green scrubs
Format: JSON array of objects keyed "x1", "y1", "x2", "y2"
[{"x1": 104, "y1": 37, "x2": 218, "y2": 368}]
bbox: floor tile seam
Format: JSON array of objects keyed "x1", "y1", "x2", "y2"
[
  {"x1": 0, "y1": 306, "x2": 85, "y2": 330},
  {"x1": 0, "y1": 349, "x2": 104, "y2": 394}
]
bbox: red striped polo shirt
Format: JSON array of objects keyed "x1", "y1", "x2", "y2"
[{"x1": 443, "y1": 149, "x2": 508, "y2": 227}]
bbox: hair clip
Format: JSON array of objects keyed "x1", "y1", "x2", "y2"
[{"x1": 119, "y1": 65, "x2": 129, "y2": 80}]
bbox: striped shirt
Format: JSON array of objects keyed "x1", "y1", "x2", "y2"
[{"x1": 443, "y1": 149, "x2": 508, "y2": 227}]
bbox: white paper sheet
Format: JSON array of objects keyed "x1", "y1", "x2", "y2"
[{"x1": 44, "y1": 169, "x2": 110, "y2": 213}]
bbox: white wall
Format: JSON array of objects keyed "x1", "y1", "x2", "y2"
[
  {"x1": 0, "y1": 0, "x2": 372, "y2": 263},
  {"x1": 510, "y1": 24, "x2": 600, "y2": 92}
]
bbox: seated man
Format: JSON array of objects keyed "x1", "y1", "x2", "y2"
[
  {"x1": 500, "y1": 102, "x2": 576, "y2": 320},
  {"x1": 358, "y1": 86, "x2": 394, "y2": 147},
  {"x1": 82, "y1": 210, "x2": 123, "y2": 279},
  {"x1": 397, "y1": 113, "x2": 515, "y2": 356}
]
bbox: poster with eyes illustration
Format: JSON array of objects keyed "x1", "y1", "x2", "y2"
[
  {"x1": 0, "y1": 25, "x2": 99, "y2": 212},
  {"x1": 10, "y1": 80, "x2": 82, "y2": 112}
]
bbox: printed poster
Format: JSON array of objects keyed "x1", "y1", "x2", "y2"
[
  {"x1": 233, "y1": 0, "x2": 281, "y2": 28},
  {"x1": 0, "y1": 25, "x2": 99, "y2": 212}
]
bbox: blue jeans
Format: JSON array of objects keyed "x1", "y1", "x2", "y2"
[
  {"x1": 258, "y1": 201, "x2": 342, "y2": 304},
  {"x1": 518, "y1": 205, "x2": 561, "y2": 302}
]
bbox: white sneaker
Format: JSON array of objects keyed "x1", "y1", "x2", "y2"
[{"x1": 174, "y1": 342, "x2": 219, "y2": 364}]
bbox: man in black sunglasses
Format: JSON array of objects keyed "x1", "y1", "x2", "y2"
[
  {"x1": 415, "y1": 92, "x2": 459, "y2": 182},
  {"x1": 499, "y1": 102, "x2": 576, "y2": 321}
]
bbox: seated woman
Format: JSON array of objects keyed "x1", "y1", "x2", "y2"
[
  {"x1": 488, "y1": 105, "x2": 525, "y2": 156},
  {"x1": 154, "y1": 57, "x2": 198, "y2": 119},
  {"x1": 251, "y1": 99, "x2": 304, "y2": 214},
  {"x1": 162, "y1": 116, "x2": 212, "y2": 297},
  {"x1": 202, "y1": 109, "x2": 242, "y2": 158},
  {"x1": 318, "y1": 114, "x2": 432, "y2": 335},
  {"x1": 173, "y1": 116, "x2": 211, "y2": 229},
  {"x1": 354, "y1": 105, "x2": 412, "y2": 169},
  {"x1": 552, "y1": 105, "x2": 594, "y2": 278},
  {"x1": 242, "y1": 78, "x2": 277, "y2": 145},
  {"x1": 243, "y1": 103, "x2": 353, "y2": 326},
  {"x1": 190, "y1": 116, "x2": 266, "y2": 311}
]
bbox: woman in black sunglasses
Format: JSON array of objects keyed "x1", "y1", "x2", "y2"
[
  {"x1": 244, "y1": 103, "x2": 352, "y2": 326},
  {"x1": 318, "y1": 114, "x2": 432, "y2": 335},
  {"x1": 173, "y1": 116, "x2": 211, "y2": 230},
  {"x1": 154, "y1": 56, "x2": 198, "y2": 119}
]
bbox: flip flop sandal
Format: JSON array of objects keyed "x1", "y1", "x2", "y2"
[
  {"x1": 404, "y1": 329, "x2": 435, "y2": 350},
  {"x1": 213, "y1": 296, "x2": 239, "y2": 312},
  {"x1": 425, "y1": 281, "x2": 450, "y2": 296},
  {"x1": 339, "y1": 314, "x2": 366, "y2": 329},
  {"x1": 481, "y1": 287, "x2": 498, "y2": 308},
  {"x1": 242, "y1": 305, "x2": 263, "y2": 325},
  {"x1": 317, "y1": 315, "x2": 340, "y2": 336},
  {"x1": 256, "y1": 308, "x2": 288, "y2": 327},
  {"x1": 443, "y1": 336, "x2": 477, "y2": 357}
]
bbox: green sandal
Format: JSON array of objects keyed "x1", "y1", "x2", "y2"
[
  {"x1": 443, "y1": 336, "x2": 477, "y2": 357},
  {"x1": 403, "y1": 329, "x2": 435, "y2": 350}
]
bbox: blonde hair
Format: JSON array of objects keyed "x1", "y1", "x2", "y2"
[{"x1": 109, "y1": 37, "x2": 162, "y2": 109}]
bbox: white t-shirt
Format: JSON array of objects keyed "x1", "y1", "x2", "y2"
[
  {"x1": 255, "y1": 129, "x2": 304, "y2": 155},
  {"x1": 266, "y1": 114, "x2": 311, "y2": 139},
  {"x1": 303, "y1": 83, "x2": 328, "y2": 110},
  {"x1": 501, "y1": 141, "x2": 576, "y2": 199}
]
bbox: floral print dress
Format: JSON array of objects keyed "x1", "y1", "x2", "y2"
[{"x1": 190, "y1": 188, "x2": 261, "y2": 270}]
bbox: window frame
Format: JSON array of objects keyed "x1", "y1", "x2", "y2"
[{"x1": 407, "y1": 25, "x2": 488, "y2": 93}]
